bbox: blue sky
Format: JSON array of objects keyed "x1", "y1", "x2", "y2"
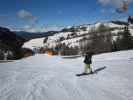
[{"x1": 0, "y1": 0, "x2": 133, "y2": 31}]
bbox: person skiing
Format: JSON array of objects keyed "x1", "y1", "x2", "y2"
[{"x1": 83, "y1": 51, "x2": 94, "y2": 74}]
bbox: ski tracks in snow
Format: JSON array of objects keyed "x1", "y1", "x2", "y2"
[{"x1": 0, "y1": 53, "x2": 133, "y2": 100}]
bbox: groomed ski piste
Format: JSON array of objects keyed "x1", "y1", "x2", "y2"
[{"x1": 0, "y1": 50, "x2": 133, "y2": 100}]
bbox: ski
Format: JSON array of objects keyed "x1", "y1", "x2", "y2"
[{"x1": 76, "y1": 66, "x2": 106, "y2": 77}]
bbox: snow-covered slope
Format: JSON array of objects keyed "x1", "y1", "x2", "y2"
[
  {"x1": 93, "y1": 50, "x2": 133, "y2": 61},
  {"x1": 0, "y1": 50, "x2": 133, "y2": 100},
  {"x1": 44, "y1": 22, "x2": 133, "y2": 48},
  {"x1": 22, "y1": 22, "x2": 133, "y2": 49},
  {"x1": 23, "y1": 37, "x2": 45, "y2": 49}
]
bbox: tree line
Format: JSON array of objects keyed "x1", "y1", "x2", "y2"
[{"x1": 46, "y1": 24, "x2": 133, "y2": 55}]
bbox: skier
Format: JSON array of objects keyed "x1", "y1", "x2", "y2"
[
  {"x1": 76, "y1": 51, "x2": 95, "y2": 76},
  {"x1": 83, "y1": 51, "x2": 94, "y2": 74}
]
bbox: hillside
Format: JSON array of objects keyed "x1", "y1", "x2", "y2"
[
  {"x1": 0, "y1": 50, "x2": 133, "y2": 100},
  {"x1": 15, "y1": 31, "x2": 58, "y2": 40},
  {"x1": 23, "y1": 21, "x2": 133, "y2": 54},
  {"x1": 0, "y1": 27, "x2": 27, "y2": 60},
  {"x1": 44, "y1": 21, "x2": 133, "y2": 48},
  {"x1": 0, "y1": 27, "x2": 26, "y2": 47},
  {"x1": 23, "y1": 37, "x2": 45, "y2": 49}
]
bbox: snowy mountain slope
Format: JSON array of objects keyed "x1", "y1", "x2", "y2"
[
  {"x1": 0, "y1": 50, "x2": 133, "y2": 100},
  {"x1": 23, "y1": 37, "x2": 45, "y2": 49},
  {"x1": 43, "y1": 22, "x2": 133, "y2": 48},
  {"x1": 22, "y1": 21, "x2": 133, "y2": 49}
]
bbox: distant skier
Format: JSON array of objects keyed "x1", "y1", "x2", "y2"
[{"x1": 83, "y1": 51, "x2": 94, "y2": 74}]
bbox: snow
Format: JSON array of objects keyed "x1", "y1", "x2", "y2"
[
  {"x1": 129, "y1": 29, "x2": 133, "y2": 36},
  {"x1": 23, "y1": 38, "x2": 45, "y2": 49},
  {"x1": 44, "y1": 22, "x2": 132, "y2": 49},
  {"x1": 93, "y1": 50, "x2": 133, "y2": 61},
  {"x1": 0, "y1": 50, "x2": 133, "y2": 100},
  {"x1": 106, "y1": 23, "x2": 125, "y2": 28},
  {"x1": 61, "y1": 37, "x2": 82, "y2": 47}
]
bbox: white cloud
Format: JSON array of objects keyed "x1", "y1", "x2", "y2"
[
  {"x1": 42, "y1": 26, "x2": 63, "y2": 32},
  {"x1": 98, "y1": 0, "x2": 133, "y2": 8},
  {"x1": 17, "y1": 9, "x2": 37, "y2": 25},
  {"x1": 98, "y1": 0, "x2": 133, "y2": 13},
  {"x1": 98, "y1": 0, "x2": 110, "y2": 6},
  {"x1": 12, "y1": 25, "x2": 63, "y2": 33}
]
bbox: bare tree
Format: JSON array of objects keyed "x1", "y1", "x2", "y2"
[{"x1": 89, "y1": 24, "x2": 112, "y2": 53}]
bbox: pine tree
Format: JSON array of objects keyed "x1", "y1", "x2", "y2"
[{"x1": 116, "y1": 27, "x2": 133, "y2": 50}]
